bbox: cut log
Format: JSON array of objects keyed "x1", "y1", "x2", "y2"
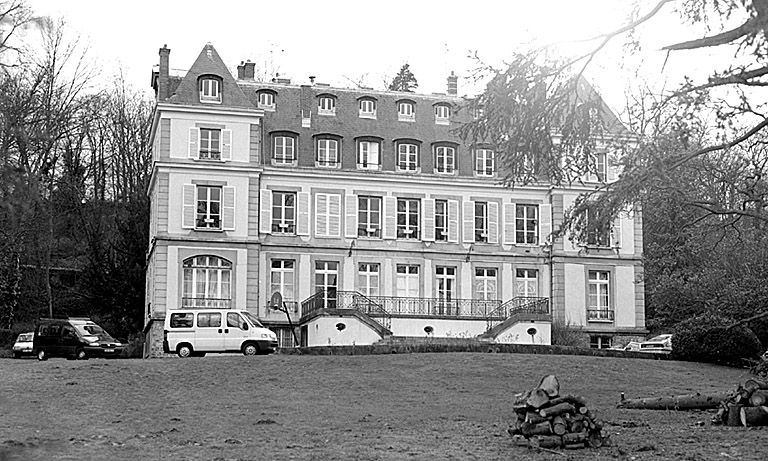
[
  {"x1": 511, "y1": 434, "x2": 529, "y2": 447},
  {"x1": 536, "y1": 374, "x2": 561, "y2": 397},
  {"x1": 744, "y1": 378, "x2": 768, "y2": 393},
  {"x1": 569, "y1": 419, "x2": 585, "y2": 433},
  {"x1": 551, "y1": 416, "x2": 567, "y2": 436},
  {"x1": 512, "y1": 390, "x2": 532, "y2": 411},
  {"x1": 521, "y1": 421, "x2": 552, "y2": 436},
  {"x1": 740, "y1": 406, "x2": 768, "y2": 427},
  {"x1": 562, "y1": 432, "x2": 587, "y2": 445},
  {"x1": 726, "y1": 404, "x2": 743, "y2": 427},
  {"x1": 586, "y1": 431, "x2": 604, "y2": 448},
  {"x1": 525, "y1": 411, "x2": 548, "y2": 424},
  {"x1": 616, "y1": 392, "x2": 729, "y2": 410},
  {"x1": 540, "y1": 402, "x2": 576, "y2": 418},
  {"x1": 526, "y1": 388, "x2": 551, "y2": 409},
  {"x1": 508, "y1": 418, "x2": 524, "y2": 435},
  {"x1": 749, "y1": 390, "x2": 768, "y2": 407},
  {"x1": 530, "y1": 435, "x2": 562, "y2": 449},
  {"x1": 548, "y1": 394, "x2": 587, "y2": 407}
]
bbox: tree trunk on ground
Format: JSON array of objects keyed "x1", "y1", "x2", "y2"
[
  {"x1": 616, "y1": 392, "x2": 729, "y2": 410},
  {"x1": 727, "y1": 404, "x2": 744, "y2": 426}
]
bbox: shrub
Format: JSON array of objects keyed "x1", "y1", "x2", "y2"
[
  {"x1": 672, "y1": 313, "x2": 763, "y2": 366},
  {"x1": 550, "y1": 317, "x2": 589, "y2": 348}
]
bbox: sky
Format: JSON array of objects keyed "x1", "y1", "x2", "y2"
[{"x1": 23, "y1": 0, "x2": 729, "y2": 117}]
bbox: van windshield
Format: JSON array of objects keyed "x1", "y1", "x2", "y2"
[
  {"x1": 75, "y1": 324, "x2": 114, "y2": 340},
  {"x1": 242, "y1": 312, "x2": 264, "y2": 328}
]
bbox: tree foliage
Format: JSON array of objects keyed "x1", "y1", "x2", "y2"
[{"x1": 387, "y1": 63, "x2": 418, "y2": 92}]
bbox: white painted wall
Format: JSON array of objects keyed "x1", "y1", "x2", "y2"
[
  {"x1": 168, "y1": 114, "x2": 253, "y2": 163},
  {"x1": 305, "y1": 316, "x2": 383, "y2": 346},
  {"x1": 167, "y1": 172, "x2": 250, "y2": 237},
  {"x1": 495, "y1": 321, "x2": 551, "y2": 345},
  {"x1": 390, "y1": 317, "x2": 488, "y2": 338},
  {"x1": 614, "y1": 266, "x2": 637, "y2": 328},
  {"x1": 563, "y1": 263, "x2": 587, "y2": 325}
]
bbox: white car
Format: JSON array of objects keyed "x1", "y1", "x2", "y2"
[
  {"x1": 12, "y1": 332, "x2": 35, "y2": 358},
  {"x1": 639, "y1": 334, "x2": 673, "y2": 354},
  {"x1": 610, "y1": 341, "x2": 642, "y2": 352}
]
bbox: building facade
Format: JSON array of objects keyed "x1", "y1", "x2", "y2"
[{"x1": 143, "y1": 44, "x2": 646, "y2": 357}]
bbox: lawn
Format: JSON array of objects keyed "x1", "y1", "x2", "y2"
[{"x1": 0, "y1": 352, "x2": 765, "y2": 460}]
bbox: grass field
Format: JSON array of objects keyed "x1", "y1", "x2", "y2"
[{"x1": 1, "y1": 352, "x2": 766, "y2": 460}]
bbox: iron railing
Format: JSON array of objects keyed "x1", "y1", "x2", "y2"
[
  {"x1": 587, "y1": 309, "x2": 615, "y2": 321},
  {"x1": 486, "y1": 297, "x2": 550, "y2": 330},
  {"x1": 181, "y1": 297, "x2": 232, "y2": 309},
  {"x1": 301, "y1": 290, "x2": 392, "y2": 330}
]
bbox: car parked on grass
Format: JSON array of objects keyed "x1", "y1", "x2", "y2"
[
  {"x1": 610, "y1": 341, "x2": 642, "y2": 352},
  {"x1": 12, "y1": 332, "x2": 35, "y2": 358},
  {"x1": 34, "y1": 318, "x2": 124, "y2": 360},
  {"x1": 639, "y1": 334, "x2": 673, "y2": 354}
]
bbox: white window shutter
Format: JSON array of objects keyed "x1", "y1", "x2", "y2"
[
  {"x1": 222, "y1": 186, "x2": 235, "y2": 231},
  {"x1": 182, "y1": 184, "x2": 196, "y2": 229},
  {"x1": 539, "y1": 203, "x2": 552, "y2": 245},
  {"x1": 462, "y1": 201, "x2": 475, "y2": 244},
  {"x1": 329, "y1": 194, "x2": 341, "y2": 237},
  {"x1": 188, "y1": 127, "x2": 200, "y2": 159},
  {"x1": 315, "y1": 193, "x2": 329, "y2": 237},
  {"x1": 383, "y1": 196, "x2": 397, "y2": 240},
  {"x1": 259, "y1": 189, "x2": 272, "y2": 234},
  {"x1": 447, "y1": 200, "x2": 459, "y2": 243},
  {"x1": 488, "y1": 202, "x2": 499, "y2": 244},
  {"x1": 503, "y1": 203, "x2": 516, "y2": 245},
  {"x1": 297, "y1": 192, "x2": 310, "y2": 236},
  {"x1": 221, "y1": 129, "x2": 232, "y2": 161},
  {"x1": 422, "y1": 198, "x2": 435, "y2": 242},
  {"x1": 610, "y1": 218, "x2": 621, "y2": 249},
  {"x1": 345, "y1": 194, "x2": 358, "y2": 238}
]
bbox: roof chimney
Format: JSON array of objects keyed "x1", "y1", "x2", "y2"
[
  {"x1": 158, "y1": 45, "x2": 170, "y2": 101},
  {"x1": 447, "y1": 71, "x2": 458, "y2": 96},
  {"x1": 237, "y1": 61, "x2": 246, "y2": 79},
  {"x1": 309, "y1": 75, "x2": 316, "y2": 84},
  {"x1": 244, "y1": 61, "x2": 255, "y2": 80}
]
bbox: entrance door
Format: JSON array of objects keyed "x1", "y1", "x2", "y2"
[
  {"x1": 435, "y1": 266, "x2": 456, "y2": 315},
  {"x1": 195, "y1": 312, "x2": 224, "y2": 351},
  {"x1": 314, "y1": 261, "x2": 338, "y2": 308}
]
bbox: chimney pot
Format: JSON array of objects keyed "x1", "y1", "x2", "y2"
[
  {"x1": 447, "y1": 71, "x2": 458, "y2": 96},
  {"x1": 157, "y1": 45, "x2": 171, "y2": 101}
]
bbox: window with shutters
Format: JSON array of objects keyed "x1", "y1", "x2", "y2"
[
  {"x1": 515, "y1": 204, "x2": 538, "y2": 245},
  {"x1": 199, "y1": 128, "x2": 221, "y2": 160},
  {"x1": 434, "y1": 200, "x2": 448, "y2": 241},
  {"x1": 397, "y1": 142, "x2": 419, "y2": 172},
  {"x1": 196, "y1": 186, "x2": 222, "y2": 229},
  {"x1": 474, "y1": 201, "x2": 488, "y2": 243},
  {"x1": 475, "y1": 148, "x2": 495, "y2": 176},
  {"x1": 434, "y1": 104, "x2": 450, "y2": 125},
  {"x1": 434, "y1": 145, "x2": 456, "y2": 174},
  {"x1": 182, "y1": 256, "x2": 231, "y2": 309},
  {"x1": 359, "y1": 98, "x2": 377, "y2": 119},
  {"x1": 199, "y1": 76, "x2": 222, "y2": 103},
  {"x1": 358, "y1": 196, "x2": 381, "y2": 238},
  {"x1": 318, "y1": 95, "x2": 337, "y2": 115},
  {"x1": 357, "y1": 139, "x2": 381, "y2": 170},
  {"x1": 316, "y1": 137, "x2": 340, "y2": 168},
  {"x1": 397, "y1": 100, "x2": 415, "y2": 122},
  {"x1": 397, "y1": 198, "x2": 420, "y2": 239},
  {"x1": 272, "y1": 192, "x2": 296, "y2": 234},
  {"x1": 584, "y1": 210, "x2": 613, "y2": 248},
  {"x1": 272, "y1": 133, "x2": 297, "y2": 165},
  {"x1": 315, "y1": 193, "x2": 341, "y2": 237}
]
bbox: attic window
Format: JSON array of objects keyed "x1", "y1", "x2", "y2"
[{"x1": 199, "y1": 76, "x2": 222, "y2": 103}]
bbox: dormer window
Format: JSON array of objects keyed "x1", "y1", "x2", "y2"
[
  {"x1": 257, "y1": 90, "x2": 276, "y2": 110},
  {"x1": 434, "y1": 103, "x2": 450, "y2": 125},
  {"x1": 359, "y1": 97, "x2": 377, "y2": 119},
  {"x1": 199, "y1": 76, "x2": 222, "y2": 103},
  {"x1": 397, "y1": 100, "x2": 415, "y2": 122},
  {"x1": 318, "y1": 95, "x2": 337, "y2": 115}
]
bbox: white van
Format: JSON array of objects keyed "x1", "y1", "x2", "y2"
[{"x1": 163, "y1": 309, "x2": 278, "y2": 357}]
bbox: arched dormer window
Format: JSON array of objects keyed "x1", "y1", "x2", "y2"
[
  {"x1": 434, "y1": 102, "x2": 451, "y2": 125},
  {"x1": 318, "y1": 94, "x2": 337, "y2": 115},
  {"x1": 394, "y1": 138, "x2": 422, "y2": 173},
  {"x1": 358, "y1": 96, "x2": 377, "y2": 119},
  {"x1": 396, "y1": 99, "x2": 415, "y2": 122},
  {"x1": 199, "y1": 75, "x2": 223, "y2": 103},
  {"x1": 257, "y1": 89, "x2": 277, "y2": 110}
]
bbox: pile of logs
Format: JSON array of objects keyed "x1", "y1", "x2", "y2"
[
  {"x1": 508, "y1": 375, "x2": 609, "y2": 450},
  {"x1": 714, "y1": 378, "x2": 768, "y2": 427}
]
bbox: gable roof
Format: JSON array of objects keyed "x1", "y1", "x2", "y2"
[{"x1": 167, "y1": 43, "x2": 254, "y2": 109}]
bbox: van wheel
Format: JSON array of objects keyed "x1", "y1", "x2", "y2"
[
  {"x1": 13, "y1": 352, "x2": 21, "y2": 359},
  {"x1": 177, "y1": 344, "x2": 193, "y2": 358},
  {"x1": 37, "y1": 349, "x2": 48, "y2": 361},
  {"x1": 242, "y1": 343, "x2": 259, "y2": 356},
  {"x1": 75, "y1": 349, "x2": 87, "y2": 360}
]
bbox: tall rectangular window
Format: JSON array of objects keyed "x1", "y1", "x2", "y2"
[
  {"x1": 435, "y1": 146, "x2": 455, "y2": 174},
  {"x1": 588, "y1": 270, "x2": 610, "y2": 316},
  {"x1": 435, "y1": 266, "x2": 456, "y2": 314},
  {"x1": 595, "y1": 152, "x2": 607, "y2": 182},
  {"x1": 474, "y1": 201, "x2": 488, "y2": 243},
  {"x1": 273, "y1": 135, "x2": 296, "y2": 164},
  {"x1": 435, "y1": 199, "x2": 448, "y2": 242},
  {"x1": 475, "y1": 149, "x2": 495, "y2": 176},
  {"x1": 315, "y1": 261, "x2": 339, "y2": 308},
  {"x1": 398, "y1": 143, "x2": 418, "y2": 171},
  {"x1": 358, "y1": 140, "x2": 380, "y2": 170},
  {"x1": 316, "y1": 139, "x2": 339, "y2": 167},
  {"x1": 199, "y1": 128, "x2": 221, "y2": 160},
  {"x1": 270, "y1": 260, "x2": 295, "y2": 302},
  {"x1": 396, "y1": 265, "x2": 419, "y2": 298},
  {"x1": 358, "y1": 263, "x2": 380, "y2": 297},
  {"x1": 272, "y1": 192, "x2": 296, "y2": 233},
  {"x1": 196, "y1": 186, "x2": 221, "y2": 229},
  {"x1": 397, "y1": 198, "x2": 420, "y2": 239},
  {"x1": 358, "y1": 196, "x2": 381, "y2": 238},
  {"x1": 474, "y1": 268, "x2": 497, "y2": 316},
  {"x1": 516, "y1": 268, "x2": 538, "y2": 297},
  {"x1": 516, "y1": 204, "x2": 538, "y2": 245}
]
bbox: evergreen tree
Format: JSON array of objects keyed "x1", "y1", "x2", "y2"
[{"x1": 387, "y1": 63, "x2": 418, "y2": 92}]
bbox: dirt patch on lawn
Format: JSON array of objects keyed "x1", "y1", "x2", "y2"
[{"x1": 1, "y1": 352, "x2": 765, "y2": 460}]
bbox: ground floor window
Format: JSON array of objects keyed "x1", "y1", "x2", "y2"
[
  {"x1": 270, "y1": 326, "x2": 297, "y2": 348},
  {"x1": 182, "y1": 255, "x2": 232, "y2": 308},
  {"x1": 589, "y1": 335, "x2": 612, "y2": 349}
]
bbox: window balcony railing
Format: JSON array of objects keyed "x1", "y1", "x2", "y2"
[
  {"x1": 486, "y1": 297, "x2": 550, "y2": 330},
  {"x1": 181, "y1": 297, "x2": 232, "y2": 309},
  {"x1": 587, "y1": 309, "x2": 615, "y2": 321}
]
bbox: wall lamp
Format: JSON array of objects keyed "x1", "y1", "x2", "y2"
[
  {"x1": 347, "y1": 239, "x2": 356, "y2": 257},
  {"x1": 465, "y1": 245, "x2": 474, "y2": 262}
]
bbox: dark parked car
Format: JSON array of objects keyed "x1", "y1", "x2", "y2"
[{"x1": 34, "y1": 318, "x2": 123, "y2": 360}]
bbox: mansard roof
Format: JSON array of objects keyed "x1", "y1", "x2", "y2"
[{"x1": 167, "y1": 43, "x2": 254, "y2": 109}]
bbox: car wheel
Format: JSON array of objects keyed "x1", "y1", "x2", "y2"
[
  {"x1": 13, "y1": 352, "x2": 21, "y2": 359},
  {"x1": 75, "y1": 349, "x2": 87, "y2": 360},
  {"x1": 37, "y1": 349, "x2": 48, "y2": 361},
  {"x1": 242, "y1": 343, "x2": 259, "y2": 356},
  {"x1": 177, "y1": 344, "x2": 193, "y2": 358}
]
